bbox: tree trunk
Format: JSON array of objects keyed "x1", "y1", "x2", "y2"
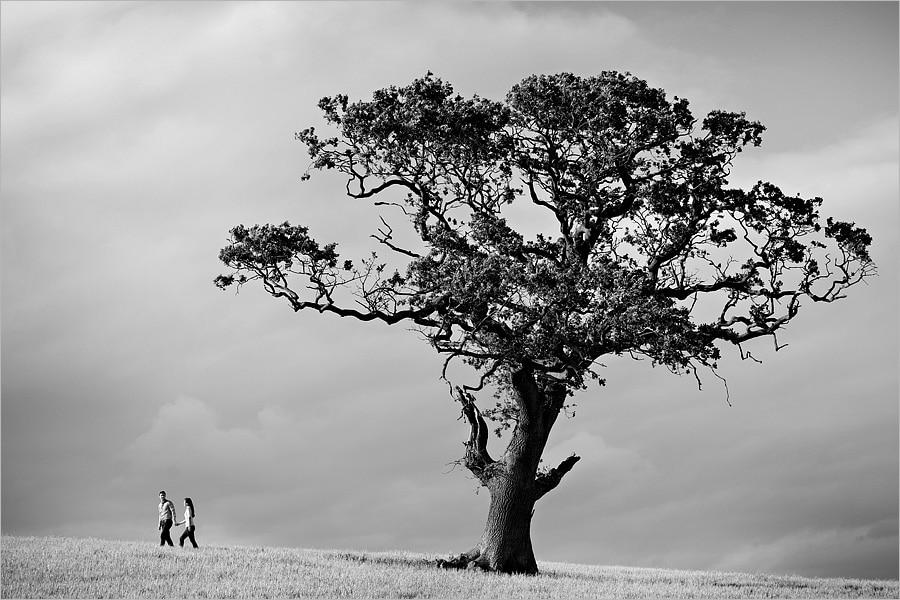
[
  {"x1": 439, "y1": 370, "x2": 579, "y2": 575},
  {"x1": 440, "y1": 438, "x2": 541, "y2": 574},
  {"x1": 474, "y1": 460, "x2": 540, "y2": 573}
]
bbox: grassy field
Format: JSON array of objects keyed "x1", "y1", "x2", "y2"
[{"x1": 1, "y1": 535, "x2": 896, "y2": 599}]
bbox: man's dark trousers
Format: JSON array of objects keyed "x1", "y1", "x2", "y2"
[{"x1": 159, "y1": 519, "x2": 174, "y2": 546}]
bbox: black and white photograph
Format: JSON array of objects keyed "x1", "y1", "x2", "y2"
[{"x1": 2, "y1": 2, "x2": 897, "y2": 597}]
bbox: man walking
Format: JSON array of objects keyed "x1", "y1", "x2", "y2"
[{"x1": 158, "y1": 490, "x2": 176, "y2": 546}]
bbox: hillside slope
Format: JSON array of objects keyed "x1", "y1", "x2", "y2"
[{"x1": 2, "y1": 535, "x2": 896, "y2": 598}]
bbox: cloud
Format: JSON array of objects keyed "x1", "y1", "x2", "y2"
[
  {"x1": 541, "y1": 431, "x2": 656, "y2": 507},
  {"x1": 122, "y1": 396, "x2": 297, "y2": 485},
  {"x1": 714, "y1": 523, "x2": 899, "y2": 580}
]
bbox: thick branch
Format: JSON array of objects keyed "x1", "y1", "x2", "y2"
[
  {"x1": 346, "y1": 175, "x2": 420, "y2": 200},
  {"x1": 656, "y1": 271, "x2": 758, "y2": 300},
  {"x1": 285, "y1": 297, "x2": 440, "y2": 326},
  {"x1": 456, "y1": 388, "x2": 495, "y2": 484},
  {"x1": 535, "y1": 454, "x2": 581, "y2": 500},
  {"x1": 510, "y1": 366, "x2": 542, "y2": 417}
]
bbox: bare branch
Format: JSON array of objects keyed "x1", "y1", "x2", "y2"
[{"x1": 372, "y1": 216, "x2": 422, "y2": 258}]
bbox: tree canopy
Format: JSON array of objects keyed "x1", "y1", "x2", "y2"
[{"x1": 217, "y1": 71, "x2": 874, "y2": 408}]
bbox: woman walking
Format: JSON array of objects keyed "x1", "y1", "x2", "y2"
[{"x1": 175, "y1": 497, "x2": 198, "y2": 548}]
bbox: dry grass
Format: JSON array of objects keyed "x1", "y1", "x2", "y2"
[{"x1": 1, "y1": 535, "x2": 896, "y2": 598}]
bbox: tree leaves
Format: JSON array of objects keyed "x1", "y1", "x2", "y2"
[{"x1": 219, "y1": 71, "x2": 875, "y2": 401}]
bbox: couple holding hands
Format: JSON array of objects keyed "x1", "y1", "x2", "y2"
[{"x1": 158, "y1": 490, "x2": 198, "y2": 548}]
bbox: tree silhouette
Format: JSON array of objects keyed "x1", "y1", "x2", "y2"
[{"x1": 216, "y1": 72, "x2": 875, "y2": 574}]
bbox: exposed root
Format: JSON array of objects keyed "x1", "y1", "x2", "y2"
[
  {"x1": 435, "y1": 548, "x2": 484, "y2": 571},
  {"x1": 435, "y1": 548, "x2": 538, "y2": 574}
]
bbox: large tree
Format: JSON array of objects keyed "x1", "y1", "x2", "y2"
[{"x1": 216, "y1": 72, "x2": 875, "y2": 574}]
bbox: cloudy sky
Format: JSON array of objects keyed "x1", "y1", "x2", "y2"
[{"x1": 2, "y1": 1, "x2": 897, "y2": 581}]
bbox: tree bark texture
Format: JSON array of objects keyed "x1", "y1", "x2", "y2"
[
  {"x1": 475, "y1": 459, "x2": 540, "y2": 573},
  {"x1": 440, "y1": 370, "x2": 579, "y2": 574}
]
